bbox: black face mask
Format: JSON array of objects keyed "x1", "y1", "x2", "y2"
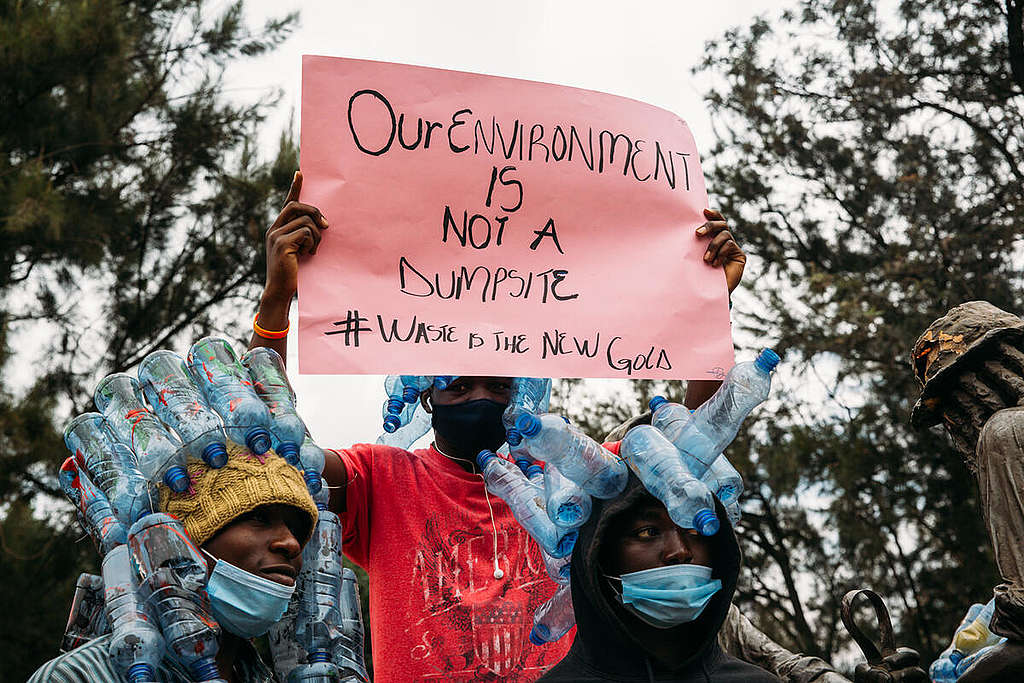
[{"x1": 431, "y1": 398, "x2": 508, "y2": 459}]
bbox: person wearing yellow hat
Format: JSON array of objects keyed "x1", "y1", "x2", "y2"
[{"x1": 30, "y1": 447, "x2": 319, "y2": 683}]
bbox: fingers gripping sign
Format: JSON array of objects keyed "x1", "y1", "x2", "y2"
[
  {"x1": 264, "y1": 170, "x2": 331, "y2": 301},
  {"x1": 695, "y1": 208, "x2": 746, "y2": 294}
]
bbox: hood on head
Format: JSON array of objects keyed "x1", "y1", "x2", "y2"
[{"x1": 565, "y1": 418, "x2": 741, "y2": 676}]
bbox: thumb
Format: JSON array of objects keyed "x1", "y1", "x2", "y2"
[{"x1": 284, "y1": 170, "x2": 303, "y2": 205}]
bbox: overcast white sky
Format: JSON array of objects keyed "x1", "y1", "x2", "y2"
[{"x1": 223, "y1": 0, "x2": 783, "y2": 448}]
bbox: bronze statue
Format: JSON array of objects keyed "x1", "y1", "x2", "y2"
[{"x1": 912, "y1": 300, "x2": 1024, "y2": 681}]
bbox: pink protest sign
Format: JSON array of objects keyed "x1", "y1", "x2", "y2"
[{"x1": 298, "y1": 56, "x2": 734, "y2": 379}]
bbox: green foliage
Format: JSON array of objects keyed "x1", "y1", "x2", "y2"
[
  {"x1": 688, "y1": 0, "x2": 1023, "y2": 662},
  {"x1": 0, "y1": 0, "x2": 299, "y2": 675}
]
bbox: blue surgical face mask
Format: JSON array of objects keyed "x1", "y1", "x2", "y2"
[
  {"x1": 607, "y1": 564, "x2": 722, "y2": 629},
  {"x1": 204, "y1": 554, "x2": 295, "y2": 638}
]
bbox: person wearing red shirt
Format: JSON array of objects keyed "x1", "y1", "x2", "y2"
[{"x1": 247, "y1": 171, "x2": 745, "y2": 682}]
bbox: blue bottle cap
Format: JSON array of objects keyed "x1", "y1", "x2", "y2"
[
  {"x1": 308, "y1": 649, "x2": 331, "y2": 664},
  {"x1": 529, "y1": 624, "x2": 550, "y2": 645},
  {"x1": 514, "y1": 458, "x2": 532, "y2": 474},
  {"x1": 506, "y1": 429, "x2": 522, "y2": 446},
  {"x1": 276, "y1": 442, "x2": 300, "y2": 466},
  {"x1": 526, "y1": 464, "x2": 544, "y2": 480},
  {"x1": 476, "y1": 449, "x2": 496, "y2": 468},
  {"x1": 648, "y1": 396, "x2": 668, "y2": 411},
  {"x1": 245, "y1": 427, "x2": 272, "y2": 455},
  {"x1": 755, "y1": 348, "x2": 781, "y2": 373},
  {"x1": 434, "y1": 375, "x2": 454, "y2": 389},
  {"x1": 402, "y1": 386, "x2": 419, "y2": 403},
  {"x1": 694, "y1": 508, "x2": 720, "y2": 537},
  {"x1": 201, "y1": 442, "x2": 228, "y2": 468},
  {"x1": 555, "y1": 530, "x2": 578, "y2": 557},
  {"x1": 557, "y1": 502, "x2": 583, "y2": 526},
  {"x1": 189, "y1": 656, "x2": 220, "y2": 681},
  {"x1": 382, "y1": 414, "x2": 401, "y2": 433},
  {"x1": 304, "y1": 469, "x2": 324, "y2": 497},
  {"x1": 949, "y1": 651, "x2": 963, "y2": 665},
  {"x1": 515, "y1": 413, "x2": 542, "y2": 437},
  {"x1": 127, "y1": 663, "x2": 156, "y2": 683},
  {"x1": 164, "y1": 466, "x2": 190, "y2": 493},
  {"x1": 386, "y1": 398, "x2": 405, "y2": 415}
]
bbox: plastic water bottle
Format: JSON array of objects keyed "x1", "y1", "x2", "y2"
[
  {"x1": 61, "y1": 573, "x2": 109, "y2": 652},
  {"x1": 543, "y1": 463, "x2": 593, "y2": 529},
  {"x1": 477, "y1": 450, "x2": 577, "y2": 558},
  {"x1": 102, "y1": 543, "x2": 165, "y2": 683},
  {"x1": 59, "y1": 457, "x2": 128, "y2": 554},
  {"x1": 702, "y1": 455, "x2": 744, "y2": 505},
  {"x1": 951, "y1": 599, "x2": 1003, "y2": 665},
  {"x1": 64, "y1": 412, "x2": 157, "y2": 525},
  {"x1": 665, "y1": 349, "x2": 780, "y2": 478},
  {"x1": 542, "y1": 550, "x2": 571, "y2": 585},
  {"x1": 333, "y1": 568, "x2": 370, "y2": 681},
  {"x1": 649, "y1": 396, "x2": 693, "y2": 438},
  {"x1": 187, "y1": 337, "x2": 273, "y2": 455},
  {"x1": 381, "y1": 375, "x2": 411, "y2": 427},
  {"x1": 296, "y1": 507, "x2": 344, "y2": 666},
  {"x1": 433, "y1": 375, "x2": 455, "y2": 390},
  {"x1": 529, "y1": 584, "x2": 575, "y2": 645},
  {"x1": 515, "y1": 414, "x2": 628, "y2": 499},
  {"x1": 377, "y1": 401, "x2": 433, "y2": 449},
  {"x1": 619, "y1": 425, "x2": 719, "y2": 536},
  {"x1": 399, "y1": 375, "x2": 433, "y2": 401},
  {"x1": 128, "y1": 513, "x2": 221, "y2": 681},
  {"x1": 241, "y1": 347, "x2": 307, "y2": 465},
  {"x1": 94, "y1": 373, "x2": 190, "y2": 492},
  {"x1": 931, "y1": 603, "x2": 986, "y2": 683},
  {"x1": 503, "y1": 378, "x2": 552, "y2": 446},
  {"x1": 297, "y1": 435, "x2": 327, "y2": 494},
  {"x1": 724, "y1": 500, "x2": 741, "y2": 527},
  {"x1": 956, "y1": 642, "x2": 1004, "y2": 676},
  {"x1": 138, "y1": 350, "x2": 229, "y2": 468},
  {"x1": 382, "y1": 397, "x2": 418, "y2": 433}
]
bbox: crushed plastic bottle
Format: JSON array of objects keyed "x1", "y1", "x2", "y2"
[
  {"x1": 543, "y1": 462, "x2": 592, "y2": 529},
  {"x1": 64, "y1": 412, "x2": 157, "y2": 525},
  {"x1": 299, "y1": 435, "x2": 327, "y2": 494},
  {"x1": 931, "y1": 602, "x2": 986, "y2": 683},
  {"x1": 529, "y1": 583, "x2": 575, "y2": 645},
  {"x1": 951, "y1": 599, "x2": 1003, "y2": 665},
  {"x1": 295, "y1": 505, "x2": 344, "y2": 667},
  {"x1": 542, "y1": 550, "x2": 571, "y2": 585},
  {"x1": 503, "y1": 378, "x2": 552, "y2": 446},
  {"x1": 128, "y1": 513, "x2": 222, "y2": 681},
  {"x1": 333, "y1": 568, "x2": 370, "y2": 681},
  {"x1": 381, "y1": 397, "x2": 417, "y2": 434},
  {"x1": 376, "y1": 401, "x2": 433, "y2": 449},
  {"x1": 702, "y1": 454, "x2": 744, "y2": 505},
  {"x1": 241, "y1": 347, "x2": 307, "y2": 465},
  {"x1": 138, "y1": 350, "x2": 229, "y2": 468},
  {"x1": 660, "y1": 349, "x2": 779, "y2": 478},
  {"x1": 59, "y1": 456, "x2": 128, "y2": 554},
  {"x1": 477, "y1": 450, "x2": 577, "y2": 558},
  {"x1": 619, "y1": 425, "x2": 719, "y2": 536},
  {"x1": 61, "y1": 573, "x2": 109, "y2": 652},
  {"x1": 102, "y1": 543, "x2": 165, "y2": 683},
  {"x1": 94, "y1": 373, "x2": 190, "y2": 492},
  {"x1": 399, "y1": 375, "x2": 433, "y2": 401},
  {"x1": 515, "y1": 414, "x2": 628, "y2": 499},
  {"x1": 187, "y1": 337, "x2": 273, "y2": 455}
]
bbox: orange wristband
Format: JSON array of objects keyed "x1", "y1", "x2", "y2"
[{"x1": 253, "y1": 314, "x2": 289, "y2": 339}]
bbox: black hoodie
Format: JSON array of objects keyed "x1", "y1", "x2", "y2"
[{"x1": 538, "y1": 472, "x2": 779, "y2": 683}]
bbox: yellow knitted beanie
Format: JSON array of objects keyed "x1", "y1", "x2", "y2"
[{"x1": 159, "y1": 443, "x2": 319, "y2": 546}]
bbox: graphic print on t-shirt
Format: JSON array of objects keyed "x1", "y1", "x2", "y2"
[{"x1": 409, "y1": 513, "x2": 563, "y2": 681}]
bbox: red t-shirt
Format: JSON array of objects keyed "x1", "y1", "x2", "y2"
[{"x1": 330, "y1": 443, "x2": 573, "y2": 682}]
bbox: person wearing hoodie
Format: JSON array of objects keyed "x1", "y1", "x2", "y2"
[{"x1": 538, "y1": 470, "x2": 778, "y2": 683}]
